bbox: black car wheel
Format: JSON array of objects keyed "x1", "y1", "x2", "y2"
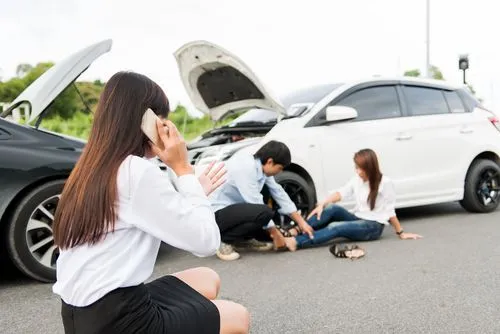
[
  {"x1": 267, "y1": 171, "x2": 316, "y2": 227},
  {"x1": 460, "y1": 159, "x2": 500, "y2": 213},
  {"x1": 6, "y1": 179, "x2": 65, "y2": 283}
]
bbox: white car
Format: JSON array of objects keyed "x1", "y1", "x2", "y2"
[{"x1": 175, "y1": 40, "x2": 500, "y2": 215}]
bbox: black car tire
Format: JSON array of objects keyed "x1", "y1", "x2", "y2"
[
  {"x1": 460, "y1": 159, "x2": 500, "y2": 213},
  {"x1": 274, "y1": 171, "x2": 316, "y2": 216},
  {"x1": 6, "y1": 179, "x2": 65, "y2": 283}
]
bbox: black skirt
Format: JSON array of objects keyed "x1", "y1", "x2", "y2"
[{"x1": 61, "y1": 275, "x2": 220, "y2": 334}]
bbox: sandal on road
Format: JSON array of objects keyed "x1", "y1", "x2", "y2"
[{"x1": 329, "y1": 243, "x2": 366, "y2": 259}]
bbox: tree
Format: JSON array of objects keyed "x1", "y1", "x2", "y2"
[
  {"x1": 16, "y1": 64, "x2": 33, "y2": 78},
  {"x1": 403, "y1": 66, "x2": 482, "y2": 100},
  {"x1": 430, "y1": 65, "x2": 444, "y2": 80},
  {"x1": 403, "y1": 66, "x2": 444, "y2": 80},
  {"x1": 404, "y1": 69, "x2": 420, "y2": 77},
  {"x1": 0, "y1": 62, "x2": 102, "y2": 120}
]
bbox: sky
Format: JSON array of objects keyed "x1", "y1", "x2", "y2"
[{"x1": 1, "y1": 0, "x2": 500, "y2": 116}]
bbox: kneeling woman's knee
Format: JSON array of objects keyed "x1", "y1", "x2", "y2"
[
  {"x1": 215, "y1": 300, "x2": 250, "y2": 334},
  {"x1": 235, "y1": 304, "x2": 250, "y2": 333},
  {"x1": 200, "y1": 267, "x2": 220, "y2": 299}
]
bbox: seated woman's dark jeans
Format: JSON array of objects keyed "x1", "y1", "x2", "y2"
[{"x1": 295, "y1": 205, "x2": 385, "y2": 248}]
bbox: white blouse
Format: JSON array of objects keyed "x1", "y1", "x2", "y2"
[
  {"x1": 337, "y1": 175, "x2": 396, "y2": 224},
  {"x1": 52, "y1": 155, "x2": 221, "y2": 307}
]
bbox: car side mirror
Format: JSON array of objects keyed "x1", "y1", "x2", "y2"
[{"x1": 325, "y1": 106, "x2": 358, "y2": 123}]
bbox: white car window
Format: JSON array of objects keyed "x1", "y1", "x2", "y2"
[
  {"x1": 335, "y1": 86, "x2": 401, "y2": 121},
  {"x1": 444, "y1": 91, "x2": 466, "y2": 113},
  {"x1": 404, "y1": 86, "x2": 449, "y2": 116}
]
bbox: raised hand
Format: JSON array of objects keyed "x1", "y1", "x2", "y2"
[
  {"x1": 198, "y1": 161, "x2": 227, "y2": 196},
  {"x1": 306, "y1": 203, "x2": 324, "y2": 220}
]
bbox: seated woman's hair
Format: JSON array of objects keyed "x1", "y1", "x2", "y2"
[
  {"x1": 354, "y1": 148, "x2": 382, "y2": 210},
  {"x1": 54, "y1": 71, "x2": 169, "y2": 249}
]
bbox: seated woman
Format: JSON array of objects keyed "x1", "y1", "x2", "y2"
[{"x1": 284, "y1": 148, "x2": 421, "y2": 256}]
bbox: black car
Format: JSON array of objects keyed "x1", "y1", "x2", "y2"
[{"x1": 0, "y1": 39, "x2": 112, "y2": 282}]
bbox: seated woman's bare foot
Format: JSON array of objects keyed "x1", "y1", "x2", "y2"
[{"x1": 284, "y1": 237, "x2": 297, "y2": 252}]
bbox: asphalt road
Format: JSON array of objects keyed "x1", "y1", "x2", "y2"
[{"x1": 1, "y1": 203, "x2": 499, "y2": 334}]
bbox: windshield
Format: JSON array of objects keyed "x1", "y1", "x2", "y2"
[
  {"x1": 280, "y1": 83, "x2": 343, "y2": 110},
  {"x1": 219, "y1": 83, "x2": 344, "y2": 127},
  {"x1": 229, "y1": 108, "x2": 277, "y2": 126}
]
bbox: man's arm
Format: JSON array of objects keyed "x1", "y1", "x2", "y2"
[
  {"x1": 265, "y1": 177, "x2": 314, "y2": 238},
  {"x1": 265, "y1": 177, "x2": 297, "y2": 215}
]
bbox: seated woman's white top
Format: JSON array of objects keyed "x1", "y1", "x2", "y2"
[
  {"x1": 52, "y1": 155, "x2": 221, "y2": 307},
  {"x1": 337, "y1": 175, "x2": 396, "y2": 224}
]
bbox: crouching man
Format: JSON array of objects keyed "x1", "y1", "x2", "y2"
[{"x1": 208, "y1": 140, "x2": 313, "y2": 260}]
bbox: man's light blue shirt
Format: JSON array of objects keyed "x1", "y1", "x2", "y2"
[{"x1": 209, "y1": 152, "x2": 298, "y2": 220}]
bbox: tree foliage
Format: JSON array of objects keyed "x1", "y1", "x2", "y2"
[
  {"x1": 1, "y1": 62, "x2": 245, "y2": 140},
  {"x1": 404, "y1": 65, "x2": 443, "y2": 80},
  {"x1": 0, "y1": 62, "x2": 102, "y2": 120},
  {"x1": 404, "y1": 69, "x2": 421, "y2": 77},
  {"x1": 403, "y1": 65, "x2": 479, "y2": 98}
]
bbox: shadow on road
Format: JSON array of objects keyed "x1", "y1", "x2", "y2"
[
  {"x1": 396, "y1": 202, "x2": 466, "y2": 219},
  {"x1": 0, "y1": 259, "x2": 34, "y2": 287}
]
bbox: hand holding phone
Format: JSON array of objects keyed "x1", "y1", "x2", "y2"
[{"x1": 146, "y1": 114, "x2": 192, "y2": 176}]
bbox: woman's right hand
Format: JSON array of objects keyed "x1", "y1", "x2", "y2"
[
  {"x1": 151, "y1": 119, "x2": 193, "y2": 176},
  {"x1": 307, "y1": 202, "x2": 325, "y2": 220}
]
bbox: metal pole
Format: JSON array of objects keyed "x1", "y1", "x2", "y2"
[
  {"x1": 463, "y1": 69, "x2": 466, "y2": 85},
  {"x1": 425, "y1": 0, "x2": 430, "y2": 77}
]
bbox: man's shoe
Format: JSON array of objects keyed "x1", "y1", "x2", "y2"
[
  {"x1": 234, "y1": 239, "x2": 273, "y2": 252},
  {"x1": 216, "y1": 243, "x2": 240, "y2": 261}
]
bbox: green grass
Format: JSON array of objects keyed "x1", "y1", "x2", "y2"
[
  {"x1": 40, "y1": 111, "x2": 94, "y2": 139},
  {"x1": 38, "y1": 109, "x2": 239, "y2": 142}
]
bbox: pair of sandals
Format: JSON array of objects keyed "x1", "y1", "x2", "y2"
[{"x1": 329, "y1": 243, "x2": 366, "y2": 259}]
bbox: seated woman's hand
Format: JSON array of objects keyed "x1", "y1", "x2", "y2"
[
  {"x1": 307, "y1": 203, "x2": 325, "y2": 220},
  {"x1": 399, "y1": 232, "x2": 422, "y2": 240},
  {"x1": 198, "y1": 161, "x2": 227, "y2": 196}
]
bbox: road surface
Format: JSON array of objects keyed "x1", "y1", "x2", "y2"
[{"x1": 1, "y1": 203, "x2": 499, "y2": 333}]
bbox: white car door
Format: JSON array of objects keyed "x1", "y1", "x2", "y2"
[
  {"x1": 309, "y1": 84, "x2": 411, "y2": 207},
  {"x1": 394, "y1": 85, "x2": 481, "y2": 205}
]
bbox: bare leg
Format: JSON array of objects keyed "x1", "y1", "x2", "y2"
[
  {"x1": 284, "y1": 237, "x2": 297, "y2": 252},
  {"x1": 212, "y1": 300, "x2": 250, "y2": 334},
  {"x1": 171, "y1": 267, "x2": 220, "y2": 300},
  {"x1": 268, "y1": 226, "x2": 286, "y2": 249}
]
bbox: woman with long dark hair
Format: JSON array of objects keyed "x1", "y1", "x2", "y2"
[
  {"x1": 283, "y1": 148, "x2": 421, "y2": 255},
  {"x1": 52, "y1": 71, "x2": 249, "y2": 334}
]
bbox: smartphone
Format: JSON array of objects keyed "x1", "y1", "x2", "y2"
[{"x1": 141, "y1": 108, "x2": 165, "y2": 151}]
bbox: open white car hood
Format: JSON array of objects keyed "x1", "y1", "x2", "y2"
[
  {"x1": 174, "y1": 40, "x2": 285, "y2": 121},
  {"x1": 1, "y1": 39, "x2": 112, "y2": 124}
]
